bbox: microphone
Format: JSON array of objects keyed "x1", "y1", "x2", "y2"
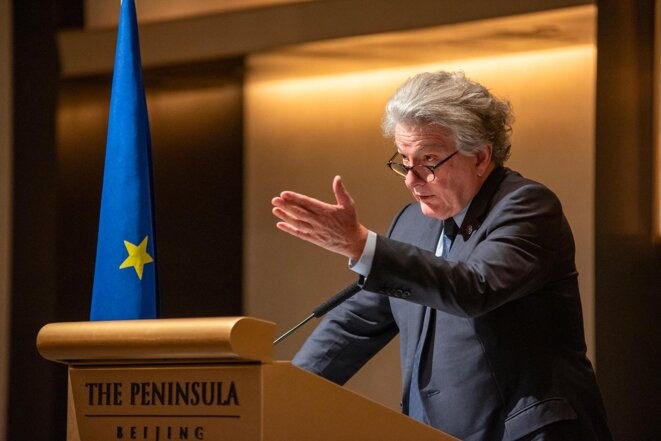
[{"x1": 273, "y1": 279, "x2": 363, "y2": 345}]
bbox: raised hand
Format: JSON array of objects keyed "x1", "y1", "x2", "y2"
[{"x1": 271, "y1": 176, "x2": 368, "y2": 261}]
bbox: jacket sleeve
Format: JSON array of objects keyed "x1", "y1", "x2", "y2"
[
  {"x1": 292, "y1": 288, "x2": 398, "y2": 385},
  {"x1": 362, "y1": 182, "x2": 574, "y2": 318}
]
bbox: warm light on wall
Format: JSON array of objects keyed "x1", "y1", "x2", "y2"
[{"x1": 250, "y1": 44, "x2": 595, "y2": 98}]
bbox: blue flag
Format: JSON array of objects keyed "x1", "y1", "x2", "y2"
[{"x1": 90, "y1": 0, "x2": 158, "y2": 320}]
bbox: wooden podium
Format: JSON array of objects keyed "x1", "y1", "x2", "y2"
[{"x1": 37, "y1": 316, "x2": 458, "y2": 441}]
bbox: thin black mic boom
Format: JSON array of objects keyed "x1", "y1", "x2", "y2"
[{"x1": 273, "y1": 280, "x2": 362, "y2": 345}]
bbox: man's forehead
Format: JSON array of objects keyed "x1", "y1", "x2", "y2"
[{"x1": 393, "y1": 123, "x2": 455, "y2": 152}]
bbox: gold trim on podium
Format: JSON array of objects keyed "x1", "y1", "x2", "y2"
[{"x1": 36, "y1": 316, "x2": 275, "y2": 364}]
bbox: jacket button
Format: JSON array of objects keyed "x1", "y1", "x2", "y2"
[{"x1": 402, "y1": 290, "x2": 411, "y2": 298}]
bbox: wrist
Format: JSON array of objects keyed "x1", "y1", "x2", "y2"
[{"x1": 350, "y1": 225, "x2": 369, "y2": 261}]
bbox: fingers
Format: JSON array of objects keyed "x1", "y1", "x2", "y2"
[
  {"x1": 275, "y1": 220, "x2": 309, "y2": 239},
  {"x1": 271, "y1": 205, "x2": 312, "y2": 231},
  {"x1": 271, "y1": 176, "x2": 365, "y2": 259},
  {"x1": 271, "y1": 192, "x2": 325, "y2": 235},
  {"x1": 272, "y1": 195, "x2": 313, "y2": 221},
  {"x1": 275, "y1": 190, "x2": 331, "y2": 214},
  {"x1": 332, "y1": 175, "x2": 354, "y2": 208},
  {"x1": 275, "y1": 176, "x2": 354, "y2": 213}
]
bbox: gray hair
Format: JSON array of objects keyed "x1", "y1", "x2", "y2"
[{"x1": 382, "y1": 71, "x2": 513, "y2": 165}]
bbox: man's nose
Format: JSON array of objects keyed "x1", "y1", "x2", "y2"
[{"x1": 405, "y1": 169, "x2": 425, "y2": 187}]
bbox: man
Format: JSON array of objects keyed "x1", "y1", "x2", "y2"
[{"x1": 271, "y1": 71, "x2": 611, "y2": 440}]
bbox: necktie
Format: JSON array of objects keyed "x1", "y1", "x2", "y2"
[
  {"x1": 407, "y1": 219, "x2": 458, "y2": 423},
  {"x1": 436, "y1": 218, "x2": 458, "y2": 258}
]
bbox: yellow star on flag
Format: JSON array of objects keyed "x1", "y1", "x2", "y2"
[{"x1": 119, "y1": 236, "x2": 154, "y2": 280}]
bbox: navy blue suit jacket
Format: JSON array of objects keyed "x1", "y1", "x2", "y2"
[{"x1": 293, "y1": 167, "x2": 611, "y2": 440}]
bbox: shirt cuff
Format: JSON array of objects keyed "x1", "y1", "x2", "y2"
[{"x1": 348, "y1": 230, "x2": 377, "y2": 277}]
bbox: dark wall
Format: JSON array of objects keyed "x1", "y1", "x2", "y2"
[
  {"x1": 9, "y1": 2, "x2": 245, "y2": 440},
  {"x1": 595, "y1": 0, "x2": 661, "y2": 439},
  {"x1": 9, "y1": 0, "x2": 62, "y2": 439}
]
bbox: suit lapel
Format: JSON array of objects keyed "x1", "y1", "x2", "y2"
[
  {"x1": 420, "y1": 215, "x2": 443, "y2": 253},
  {"x1": 408, "y1": 214, "x2": 442, "y2": 385},
  {"x1": 449, "y1": 166, "x2": 507, "y2": 259},
  {"x1": 401, "y1": 210, "x2": 441, "y2": 364}
]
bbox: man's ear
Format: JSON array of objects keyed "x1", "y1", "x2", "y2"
[{"x1": 475, "y1": 144, "x2": 493, "y2": 177}]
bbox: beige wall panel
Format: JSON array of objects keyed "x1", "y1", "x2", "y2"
[{"x1": 245, "y1": 45, "x2": 595, "y2": 409}]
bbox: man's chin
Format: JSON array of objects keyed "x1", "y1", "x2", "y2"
[{"x1": 419, "y1": 202, "x2": 447, "y2": 220}]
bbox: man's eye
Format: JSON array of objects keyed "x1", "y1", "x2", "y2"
[{"x1": 424, "y1": 155, "x2": 437, "y2": 163}]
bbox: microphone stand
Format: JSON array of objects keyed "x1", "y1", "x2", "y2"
[
  {"x1": 273, "y1": 279, "x2": 363, "y2": 345},
  {"x1": 273, "y1": 313, "x2": 315, "y2": 346}
]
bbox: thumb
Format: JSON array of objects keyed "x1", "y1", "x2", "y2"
[{"x1": 332, "y1": 175, "x2": 354, "y2": 207}]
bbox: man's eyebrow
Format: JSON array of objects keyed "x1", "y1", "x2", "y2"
[{"x1": 397, "y1": 145, "x2": 440, "y2": 155}]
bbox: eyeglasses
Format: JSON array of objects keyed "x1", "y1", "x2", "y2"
[{"x1": 386, "y1": 150, "x2": 460, "y2": 183}]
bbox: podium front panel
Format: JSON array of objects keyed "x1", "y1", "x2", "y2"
[{"x1": 68, "y1": 364, "x2": 262, "y2": 441}]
